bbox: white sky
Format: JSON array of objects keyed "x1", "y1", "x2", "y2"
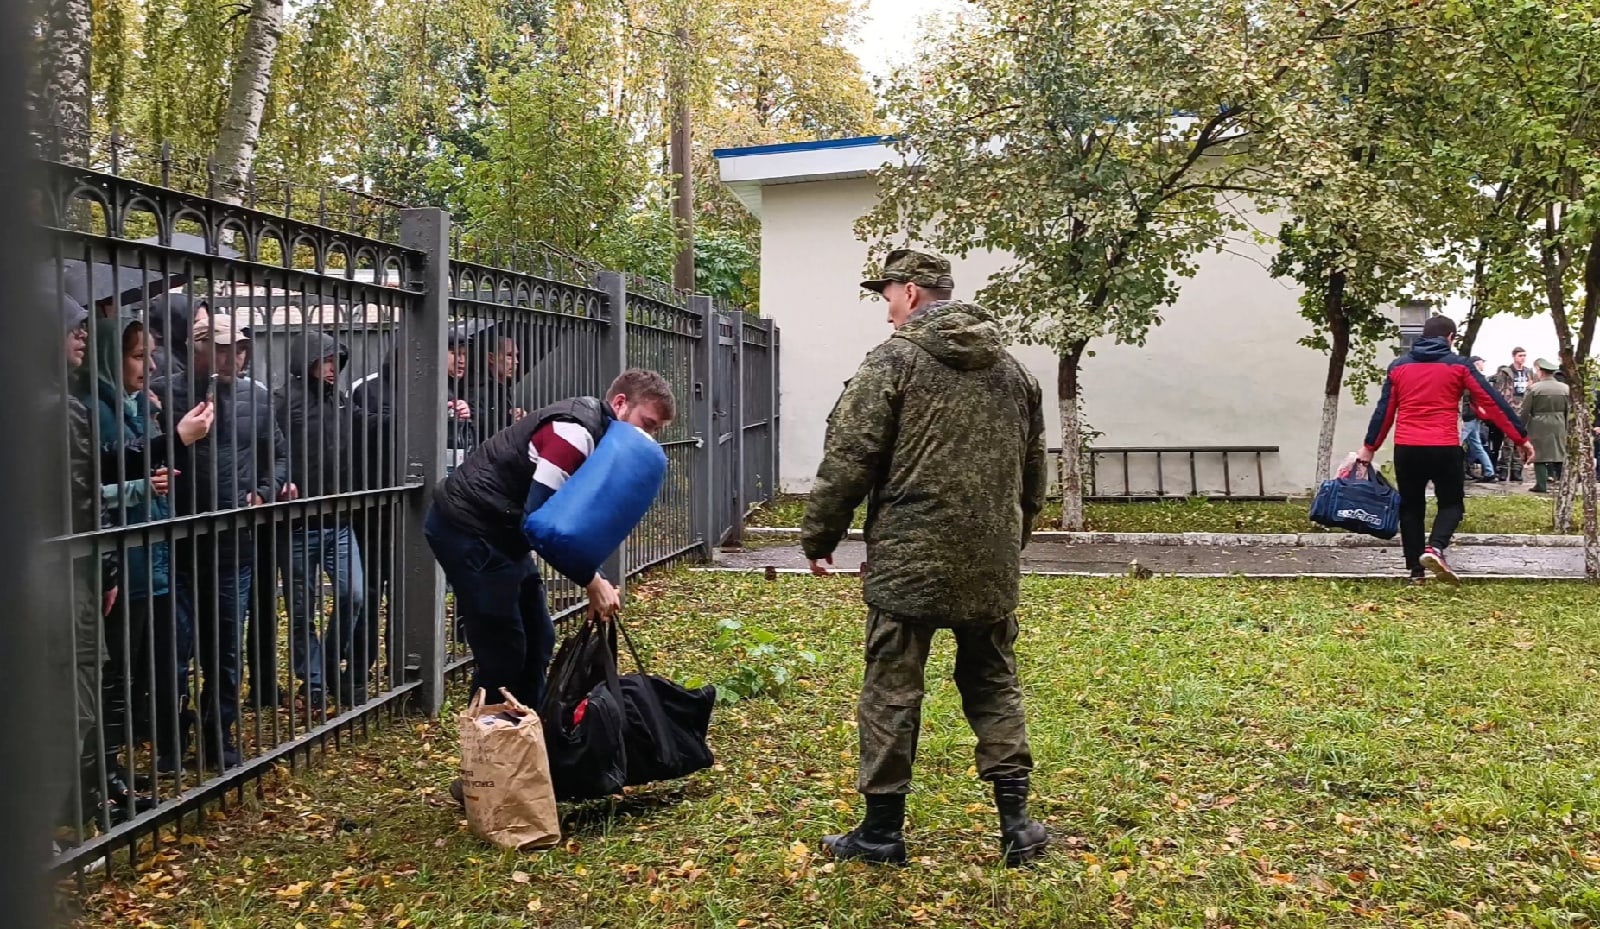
[{"x1": 850, "y1": 0, "x2": 971, "y2": 81}]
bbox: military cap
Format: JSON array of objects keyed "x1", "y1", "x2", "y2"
[
  {"x1": 1534, "y1": 357, "x2": 1559, "y2": 373},
  {"x1": 860, "y1": 248, "x2": 955, "y2": 294}
]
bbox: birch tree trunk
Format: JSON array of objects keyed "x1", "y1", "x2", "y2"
[
  {"x1": 211, "y1": 0, "x2": 284, "y2": 203},
  {"x1": 1056, "y1": 340, "x2": 1089, "y2": 531},
  {"x1": 1315, "y1": 270, "x2": 1350, "y2": 485},
  {"x1": 34, "y1": 0, "x2": 92, "y2": 164},
  {"x1": 1580, "y1": 231, "x2": 1600, "y2": 578},
  {"x1": 1570, "y1": 395, "x2": 1599, "y2": 578},
  {"x1": 1555, "y1": 423, "x2": 1579, "y2": 532}
]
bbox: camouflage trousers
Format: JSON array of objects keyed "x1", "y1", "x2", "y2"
[{"x1": 856, "y1": 608, "x2": 1033, "y2": 795}]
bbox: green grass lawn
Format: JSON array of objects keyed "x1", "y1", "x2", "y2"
[
  {"x1": 747, "y1": 493, "x2": 1565, "y2": 536},
  {"x1": 73, "y1": 571, "x2": 1600, "y2": 928}
]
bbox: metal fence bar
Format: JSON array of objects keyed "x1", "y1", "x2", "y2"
[
  {"x1": 766, "y1": 318, "x2": 779, "y2": 509},
  {"x1": 597, "y1": 271, "x2": 627, "y2": 593},
  {"x1": 36, "y1": 152, "x2": 779, "y2": 882},
  {"x1": 728, "y1": 311, "x2": 746, "y2": 548},
  {"x1": 690, "y1": 296, "x2": 716, "y2": 560}
]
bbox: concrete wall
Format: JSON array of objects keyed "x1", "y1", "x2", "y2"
[{"x1": 758, "y1": 176, "x2": 1388, "y2": 496}]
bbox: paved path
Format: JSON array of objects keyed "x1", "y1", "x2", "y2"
[{"x1": 706, "y1": 539, "x2": 1587, "y2": 580}]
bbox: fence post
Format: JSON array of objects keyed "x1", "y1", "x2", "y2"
[
  {"x1": 398, "y1": 208, "x2": 450, "y2": 716},
  {"x1": 764, "y1": 317, "x2": 779, "y2": 506},
  {"x1": 726, "y1": 310, "x2": 746, "y2": 548},
  {"x1": 690, "y1": 295, "x2": 716, "y2": 560},
  {"x1": 772, "y1": 323, "x2": 781, "y2": 500},
  {"x1": 597, "y1": 271, "x2": 629, "y2": 591}
]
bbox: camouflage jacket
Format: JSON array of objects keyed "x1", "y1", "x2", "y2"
[{"x1": 800, "y1": 301, "x2": 1046, "y2": 622}]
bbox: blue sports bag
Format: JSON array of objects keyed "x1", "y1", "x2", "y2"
[
  {"x1": 523, "y1": 419, "x2": 668, "y2": 581},
  {"x1": 1309, "y1": 463, "x2": 1400, "y2": 540}
]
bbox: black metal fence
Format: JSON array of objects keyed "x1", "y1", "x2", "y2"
[{"x1": 36, "y1": 157, "x2": 778, "y2": 879}]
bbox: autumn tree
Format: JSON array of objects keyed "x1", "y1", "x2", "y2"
[
  {"x1": 1259, "y1": 8, "x2": 1456, "y2": 485},
  {"x1": 863, "y1": 0, "x2": 1384, "y2": 529},
  {"x1": 1419, "y1": 0, "x2": 1600, "y2": 570},
  {"x1": 71, "y1": 0, "x2": 871, "y2": 302},
  {"x1": 210, "y1": 0, "x2": 284, "y2": 200}
]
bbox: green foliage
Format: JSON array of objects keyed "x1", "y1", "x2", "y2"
[
  {"x1": 77, "y1": 0, "x2": 870, "y2": 294},
  {"x1": 439, "y1": 39, "x2": 658, "y2": 262},
  {"x1": 1269, "y1": 222, "x2": 1402, "y2": 406},
  {"x1": 685, "y1": 617, "x2": 818, "y2": 705},
  {"x1": 588, "y1": 206, "x2": 760, "y2": 308},
  {"x1": 859, "y1": 0, "x2": 1405, "y2": 527}
]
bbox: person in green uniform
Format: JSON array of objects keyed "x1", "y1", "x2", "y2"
[
  {"x1": 801, "y1": 249, "x2": 1050, "y2": 868},
  {"x1": 1522, "y1": 358, "x2": 1571, "y2": 493}
]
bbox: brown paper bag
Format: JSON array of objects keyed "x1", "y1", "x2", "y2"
[{"x1": 457, "y1": 687, "x2": 561, "y2": 851}]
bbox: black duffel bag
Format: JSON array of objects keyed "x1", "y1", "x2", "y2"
[
  {"x1": 540, "y1": 616, "x2": 715, "y2": 801},
  {"x1": 539, "y1": 617, "x2": 628, "y2": 801}
]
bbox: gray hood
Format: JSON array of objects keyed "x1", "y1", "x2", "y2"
[{"x1": 288, "y1": 329, "x2": 347, "y2": 380}]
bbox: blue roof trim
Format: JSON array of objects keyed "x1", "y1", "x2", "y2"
[{"x1": 712, "y1": 135, "x2": 895, "y2": 160}]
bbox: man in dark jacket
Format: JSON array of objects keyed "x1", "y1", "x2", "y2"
[
  {"x1": 465, "y1": 327, "x2": 530, "y2": 439},
  {"x1": 1489, "y1": 348, "x2": 1532, "y2": 481},
  {"x1": 801, "y1": 249, "x2": 1050, "y2": 868},
  {"x1": 1460, "y1": 356, "x2": 1497, "y2": 482},
  {"x1": 146, "y1": 294, "x2": 201, "y2": 383},
  {"x1": 1359, "y1": 315, "x2": 1532, "y2": 583},
  {"x1": 153, "y1": 314, "x2": 291, "y2": 770},
  {"x1": 275, "y1": 329, "x2": 380, "y2": 711},
  {"x1": 445, "y1": 322, "x2": 479, "y2": 467},
  {"x1": 343, "y1": 328, "x2": 480, "y2": 703},
  {"x1": 426, "y1": 368, "x2": 674, "y2": 718},
  {"x1": 236, "y1": 327, "x2": 294, "y2": 711}
]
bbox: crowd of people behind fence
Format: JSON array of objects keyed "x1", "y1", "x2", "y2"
[
  {"x1": 1465, "y1": 347, "x2": 1600, "y2": 490},
  {"x1": 48, "y1": 279, "x2": 527, "y2": 838}
]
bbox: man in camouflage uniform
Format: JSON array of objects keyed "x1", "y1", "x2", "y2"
[{"x1": 801, "y1": 249, "x2": 1050, "y2": 867}]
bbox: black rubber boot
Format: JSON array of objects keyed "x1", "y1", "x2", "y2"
[
  {"x1": 994, "y1": 777, "x2": 1049, "y2": 867},
  {"x1": 822, "y1": 794, "x2": 907, "y2": 865}
]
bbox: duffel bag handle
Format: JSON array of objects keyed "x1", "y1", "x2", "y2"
[
  {"x1": 1352, "y1": 461, "x2": 1395, "y2": 490},
  {"x1": 612, "y1": 614, "x2": 652, "y2": 678}
]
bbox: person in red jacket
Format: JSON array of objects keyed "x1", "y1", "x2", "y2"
[{"x1": 1357, "y1": 315, "x2": 1533, "y2": 583}]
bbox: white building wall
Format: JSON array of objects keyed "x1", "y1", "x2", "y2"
[{"x1": 757, "y1": 175, "x2": 1387, "y2": 497}]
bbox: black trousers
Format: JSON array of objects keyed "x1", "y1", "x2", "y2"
[
  {"x1": 423, "y1": 506, "x2": 555, "y2": 708},
  {"x1": 1394, "y1": 445, "x2": 1466, "y2": 573}
]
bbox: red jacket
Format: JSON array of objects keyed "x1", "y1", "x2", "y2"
[{"x1": 1364, "y1": 337, "x2": 1527, "y2": 451}]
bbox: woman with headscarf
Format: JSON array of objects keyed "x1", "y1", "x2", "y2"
[{"x1": 84, "y1": 317, "x2": 212, "y2": 795}]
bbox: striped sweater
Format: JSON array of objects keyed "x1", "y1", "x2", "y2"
[{"x1": 523, "y1": 418, "x2": 598, "y2": 521}]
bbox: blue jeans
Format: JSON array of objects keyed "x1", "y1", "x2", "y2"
[
  {"x1": 288, "y1": 523, "x2": 365, "y2": 695},
  {"x1": 1463, "y1": 421, "x2": 1494, "y2": 478},
  {"x1": 424, "y1": 505, "x2": 555, "y2": 708}
]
